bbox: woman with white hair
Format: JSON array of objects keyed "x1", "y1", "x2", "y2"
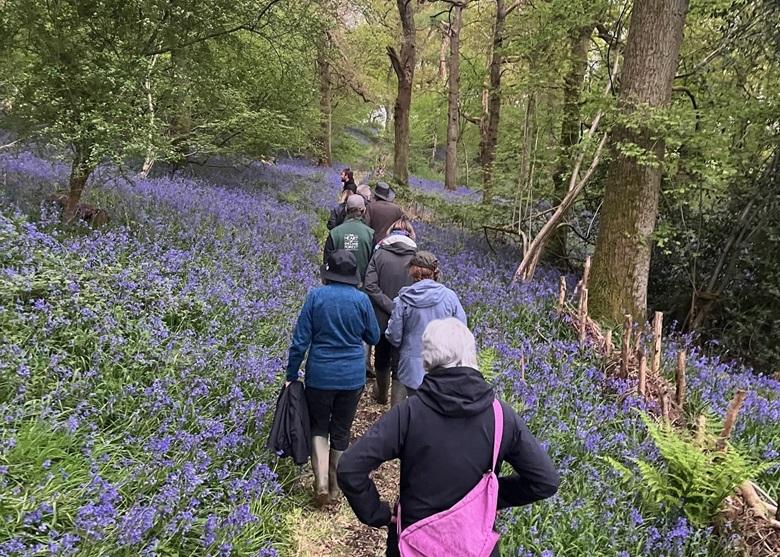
[{"x1": 337, "y1": 318, "x2": 559, "y2": 556}]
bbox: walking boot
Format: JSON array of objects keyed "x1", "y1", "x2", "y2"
[
  {"x1": 390, "y1": 379, "x2": 407, "y2": 407},
  {"x1": 310, "y1": 436, "x2": 330, "y2": 508},
  {"x1": 328, "y1": 448, "x2": 344, "y2": 504},
  {"x1": 365, "y1": 344, "x2": 376, "y2": 379},
  {"x1": 373, "y1": 368, "x2": 390, "y2": 405}
]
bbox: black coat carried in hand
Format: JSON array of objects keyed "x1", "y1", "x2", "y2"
[
  {"x1": 337, "y1": 366, "x2": 559, "y2": 533},
  {"x1": 267, "y1": 381, "x2": 311, "y2": 465}
]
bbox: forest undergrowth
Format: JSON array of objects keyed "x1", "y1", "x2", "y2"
[{"x1": 1, "y1": 150, "x2": 779, "y2": 556}]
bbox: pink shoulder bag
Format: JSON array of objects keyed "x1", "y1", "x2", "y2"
[{"x1": 396, "y1": 399, "x2": 504, "y2": 557}]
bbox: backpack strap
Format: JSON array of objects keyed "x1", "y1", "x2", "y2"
[{"x1": 490, "y1": 399, "x2": 504, "y2": 472}]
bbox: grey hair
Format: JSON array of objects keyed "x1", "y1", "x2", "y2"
[{"x1": 421, "y1": 318, "x2": 478, "y2": 372}]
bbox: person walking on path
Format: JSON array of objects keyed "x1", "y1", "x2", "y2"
[
  {"x1": 386, "y1": 251, "x2": 466, "y2": 397},
  {"x1": 327, "y1": 169, "x2": 358, "y2": 230},
  {"x1": 341, "y1": 167, "x2": 357, "y2": 192},
  {"x1": 324, "y1": 195, "x2": 374, "y2": 282},
  {"x1": 286, "y1": 250, "x2": 380, "y2": 508},
  {"x1": 363, "y1": 217, "x2": 418, "y2": 406},
  {"x1": 337, "y1": 318, "x2": 560, "y2": 556},
  {"x1": 366, "y1": 182, "x2": 403, "y2": 246}
]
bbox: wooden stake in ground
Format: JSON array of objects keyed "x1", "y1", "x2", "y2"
[
  {"x1": 695, "y1": 414, "x2": 707, "y2": 445},
  {"x1": 661, "y1": 393, "x2": 671, "y2": 426},
  {"x1": 581, "y1": 255, "x2": 592, "y2": 289},
  {"x1": 578, "y1": 287, "x2": 589, "y2": 346},
  {"x1": 605, "y1": 330, "x2": 613, "y2": 359},
  {"x1": 720, "y1": 389, "x2": 748, "y2": 442},
  {"x1": 557, "y1": 276, "x2": 566, "y2": 310},
  {"x1": 675, "y1": 350, "x2": 686, "y2": 407},
  {"x1": 638, "y1": 350, "x2": 647, "y2": 396},
  {"x1": 652, "y1": 311, "x2": 663, "y2": 376},
  {"x1": 621, "y1": 314, "x2": 633, "y2": 377},
  {"x1": 520, "y1": 353, "x2": 526, "y2": 382}
]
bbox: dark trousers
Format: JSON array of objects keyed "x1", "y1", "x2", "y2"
[
  {"x1": 386, "y1": 526, "x2": 400, "y2": 557},
  {"x1": 374, "y1": 336, "x2": 399, "y2": 378},
  {"x1": 305, "y1": 387, "x2": 363, "y2": 451}
]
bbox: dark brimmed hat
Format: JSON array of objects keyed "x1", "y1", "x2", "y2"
[
  {"x1": 374, "y1": 182, "x2": 396, "y2": 202},
  {"x1": 409, "y1": 250, "x2": 439, "y2": 271},
  {"x1": 321, "y1": 250, "x2": 360, "y2": 285}
]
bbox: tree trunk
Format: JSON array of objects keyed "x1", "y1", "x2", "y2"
[
  {"x1": 444, "y1": 4, "x2": 464, "y2": 191},
  {"x1": 590, "y1": 0, "x2": 689, "y2": 323},
  {"x1": 317, "y1": 36, "x2": 333, "y2": 167},
  {"x1": 438, "y1": 24, "x2": 449, "y2": 82},
  {"x1": 479, "y1": 0, "x2": 509, "y2": 205},
  {"x1": 139, "y1": 54, "x2": 160, "y2": 179},
  {"x1": 63, "y1": 143, "x2": 94, "y2": 223},
  {"x1": 388, "y1": 0, "x2": 417, "y2": 185},
  {"x1": 546, "y1": 24, "x2": 592, "y2": 264}
]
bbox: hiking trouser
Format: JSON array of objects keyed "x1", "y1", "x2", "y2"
[
  {"x1": 374, "y1": 337, "x2": 399, "y2": 379},
  {"x1": 305, "y1": 387, "x2": 363, "y2": 451},
  {"x1": 386, "y1": 526, "x2": 400, "y2": 557}
]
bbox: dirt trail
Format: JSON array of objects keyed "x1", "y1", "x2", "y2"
[{"x1": 290, "y1": 391, "x2": 399, "y2": 557}]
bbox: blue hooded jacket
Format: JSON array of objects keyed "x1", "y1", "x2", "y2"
[{"x1": 386, "y1": 279, "x2": 467, "y2": 389}]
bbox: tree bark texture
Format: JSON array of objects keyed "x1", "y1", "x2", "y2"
[
  {"x1": 317, "y1": 35, "x2": 333, "y2": 167},
  {"x1": 444, "y1": 4, "x2": 464, "y2": 191},
  {"x1": 545, "y1": 24, "x2": 592, "y2": 263},
  {"x1": 438, "y1": 23, "x2": 449, "y2": 82},
  {"x1": 590, "y1": 0, "x2": 689, "y2": 323},
  {"x1": 388, "y1": 0, "x2": 417, "y2": 185},
  {"x1": 64, "y1": 143, "x2": 94, "y2": 223},
  {"x1": 479, "y1": 0, "x2": 509, "y2": 205}
]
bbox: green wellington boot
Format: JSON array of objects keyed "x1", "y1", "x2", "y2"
[{"x1": 310, "y1": 436, "x2": 330, "y2": 508}]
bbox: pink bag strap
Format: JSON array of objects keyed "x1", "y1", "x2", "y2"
[{"x1": 490, "y1": 398, "x2": 503, "y2": 472}]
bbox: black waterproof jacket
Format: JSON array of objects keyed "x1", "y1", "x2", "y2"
[
  {"x1": 327, "y1": 203, "x2": 347, "y2": 230},
  {"x1": 266, "y1": 381, "x2": 311, "y2": 465},
  {"x1": 362, "y1": 236, "x2": 417, "y2": 332},
  {"x1": 337, "y1": 366, "x2": 559, "y2": 531}
]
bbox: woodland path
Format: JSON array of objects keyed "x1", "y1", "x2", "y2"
[{"x1": 290, "y1": 392, "x2": 398, "y2": 557}]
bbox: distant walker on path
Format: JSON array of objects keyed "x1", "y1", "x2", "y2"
[{"x1": 366, "y1": 182, "x2": 404, "y2": 247}]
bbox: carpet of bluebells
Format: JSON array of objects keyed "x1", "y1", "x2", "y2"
[{"x1": 1, "y1": 149, "x2": 779, "y2": 556}]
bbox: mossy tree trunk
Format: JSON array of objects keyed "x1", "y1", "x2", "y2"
[
  {"x1": 388, "y1": 0, "x2": 417, "y2": 185},
  {"x1": 63, "y1": 142, "x2": 94, "y2": 223},
  {"x1": 590, "y1": 0, "x2": 689, "y2": 323},
  {"x1": 444, "y1": 3, "x2": 464, "y2": 191},
  {"x1": 545, "y1": 24, "x2": 593, "y2": 266}
]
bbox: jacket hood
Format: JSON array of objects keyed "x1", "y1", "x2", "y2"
[
  {"x1": 380, "y1": 234, "x2": 417, "y2": 256},
  {"x1": 417, "y1": 367, "x2": 494, "y2": 417},
  {"x1": 398, "y1": 279, "x2": 446, "y2": 307}
]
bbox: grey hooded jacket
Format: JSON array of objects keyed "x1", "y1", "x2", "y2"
[{"x1": 386, "y1": 279, "x2": 466, "y2": 389}]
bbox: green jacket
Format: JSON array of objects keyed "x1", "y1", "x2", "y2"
[{"x1": 324, "y1": 218, "x2": 375, "y2": 280}]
